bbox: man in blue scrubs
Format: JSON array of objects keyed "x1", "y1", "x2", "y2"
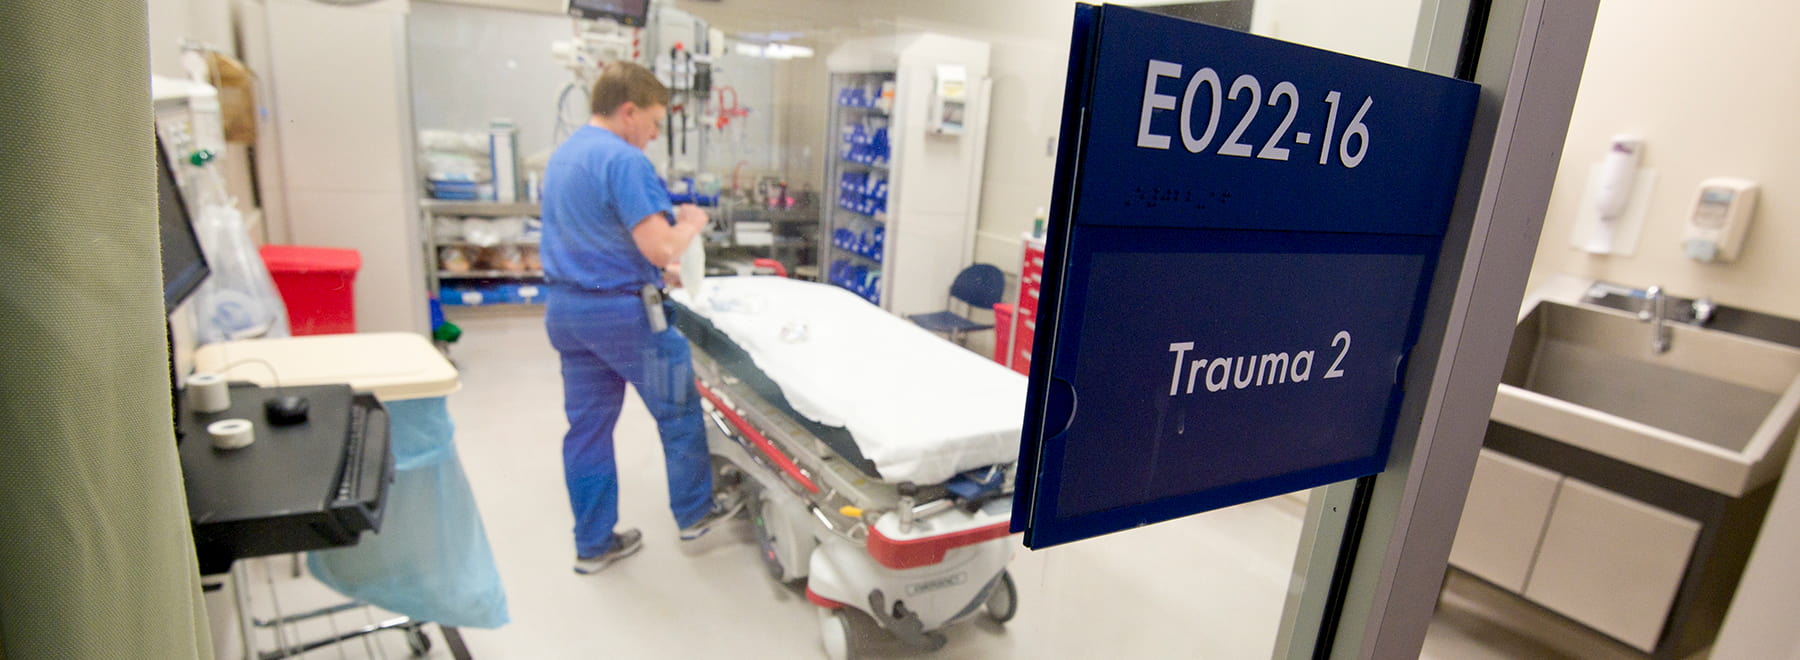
[{"x1": 541, "y1": 62, "x2": 740, "y2": 574}]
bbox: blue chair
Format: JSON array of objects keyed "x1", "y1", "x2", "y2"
[{"x1": 908, "y1": 264, "x2": 1005, "y2": 344}]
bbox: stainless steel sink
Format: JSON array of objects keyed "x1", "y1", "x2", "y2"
[
  {"x1": 1492, "y1": 301, "x2": 1800, "y2": 496},
  {"x1": 1580, "y1": 289, "x2": 1800, "y2": 350}
]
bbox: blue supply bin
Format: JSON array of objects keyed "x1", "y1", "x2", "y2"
[
  {"x1": 194, "y1": 333, "x2": 509, "y2": 629},
  {"x1": 664, "y1": 177, "x2": 719, "y2": 206},
  {"x1": 441, "y1": 281, "x2": 547, "y2": 306},
  {"x1": 441, "y1": 283, "x2": 494, "y2": 307},
  {"x1": 427, "y1": 179, "x2": 482, "y2": 201}
]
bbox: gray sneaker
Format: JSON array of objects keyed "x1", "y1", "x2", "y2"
[
  {"x1": 573, "y1": 529, "x2": 642, "y2": 574},
  {"x1": 679, "y1": 495, "x2": 747, "y2": 541}
]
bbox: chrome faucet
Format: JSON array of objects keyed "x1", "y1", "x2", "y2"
[
  {"x1": 1640, "y1": 285, "x2": 1671, "y2": 354},
  {"x1": 1692, "y1": 296, "x2": 1717, "y2": 325}
]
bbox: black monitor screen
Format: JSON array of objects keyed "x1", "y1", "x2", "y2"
[
  {"x1": 569, "y1": 0, "x2": 648, "y2": 26},
  {"x1": 157, "y1": 136, "x2": 209, "y2": 312}
]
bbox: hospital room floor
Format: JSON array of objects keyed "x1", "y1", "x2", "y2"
[{"x1": 205, "y1": 312, "x2": 1653, "y2": 660}]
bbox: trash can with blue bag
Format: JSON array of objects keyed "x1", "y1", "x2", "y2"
[{"x1": 195, "y1": 332, "x2": 509, "y2": 634}]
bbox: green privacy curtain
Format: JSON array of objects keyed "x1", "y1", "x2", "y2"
[{"x1": 0, "y1": 1, "x2": 214, "y2": 658}]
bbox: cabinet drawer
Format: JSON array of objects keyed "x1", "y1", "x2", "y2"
[
  {"x1": 1449, "y1": 449, "x2": 1562, "y2": 593},
  {"x1": 1013, "y1": 344, "x2": 1033, "y2": 369},
  {"x1": 1524, "y1": 478, "x2": 1700, "y2": 652},
  {"x1": 1018, "y1": 286, "x2": 1040, "y2": 315},
  {"x1": 1017, "y1": 315, "x2": 1037, "y2": 339}
]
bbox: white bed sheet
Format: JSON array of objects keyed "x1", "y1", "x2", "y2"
[{"x1": 672, "y1": 277, "x2": 1027, "y2": 485}]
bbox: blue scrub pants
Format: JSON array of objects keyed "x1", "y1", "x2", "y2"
[{"x1": 546, "y1": 288, "x2": 714, "y2": 558}]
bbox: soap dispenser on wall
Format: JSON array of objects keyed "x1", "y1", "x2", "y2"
[
  {"x1": 1683, "y1": 177, "x2": 1759, "y2": 263},
  {"x1": 1594, "y1": 136, "x2": 1643, "y2": 218},
  {"x1": 1582, "y1": 135, "x2": 1645, "y2": 254}
]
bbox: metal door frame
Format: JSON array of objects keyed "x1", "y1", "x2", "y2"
[{"x1": 1274, "y1": 0, "x2": 1602, "y2": 657}]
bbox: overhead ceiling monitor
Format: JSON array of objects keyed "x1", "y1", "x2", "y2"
[{"x1": 568, "y1": 0, "x2": 649, "y2": 27}]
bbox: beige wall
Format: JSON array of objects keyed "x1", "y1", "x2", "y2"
[
  {"x1": 407, "y1": 1, "x2": 578, "y2": 160},
  {"x1": 1250, "y1": 0, "x2": 1424, "y2": 67},
  {"x1": 773, "y1": 52, "x2": 833, "y2": 189},
  {"x1": 1527, "y1": 1, "x2": 1800, "y2": 320},
  {"x1": 147, "y1": 0, "x2": 236, "y2": 77}
]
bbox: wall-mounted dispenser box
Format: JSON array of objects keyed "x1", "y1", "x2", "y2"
[
  {"x1": 929, "y1": 64, "x2": 968, "y2": 136},
  {"x1": 1683, "y1": 177, "x2": 1758, "y2": 263}
]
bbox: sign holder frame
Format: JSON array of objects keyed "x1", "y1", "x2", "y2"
[
  {"x1": 1009, "y1": 2, "x2": 1603, "y2": 659},
  {"x1": 1014, "y1": 5, "x2": 1481, "y2": 550}
]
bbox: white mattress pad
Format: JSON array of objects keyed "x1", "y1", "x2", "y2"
[{"x1": 672, "y1": 277, "x2": 1026, "y2": 484}]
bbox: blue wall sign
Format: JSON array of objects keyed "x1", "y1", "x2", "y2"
[{"x1": 1013, "y1": 4, "x2": 1479, "y2": 548}]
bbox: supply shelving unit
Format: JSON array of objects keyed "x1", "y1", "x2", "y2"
[
  {"x1": 823, "y1": 71, "x2": 896, "y2": 304},
  {"x1": 717, "y1": 200, "x2": 821, "y2": 276},
  {"x1": 819, "y1": 33, "x2": 991, "y2": 316},
  {"x1": 419, "y1": 200, "x2": 546, "y2": 307}
]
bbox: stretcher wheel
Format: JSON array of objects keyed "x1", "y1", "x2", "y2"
[
  {"x1": 985, "y1": 570, "x2": 1018, "y2": 624},
  {"x1": 750, "y1": 491, "x2": 789, "y2": 583},
  {"x1": 404, "y1": 626, "x2": 432, "y2": 657},
  {"x1": 820, "y1": 608, "x2": 857, "y2": 660},
  {"x1": 713, "y1": 457, "x2": 744, "y2": 490}
]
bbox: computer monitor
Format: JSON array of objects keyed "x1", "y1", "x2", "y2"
[
  {"x1": 156, "y1": 135, "x2": 209, "y2": 312},
  {"x1": 568, "y1": 0, "x2": 648, "y2": 26}
]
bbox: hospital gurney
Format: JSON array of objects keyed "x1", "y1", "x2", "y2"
[{"x1": 671, "y1": 276, "x2": 1022, "y2": 660}]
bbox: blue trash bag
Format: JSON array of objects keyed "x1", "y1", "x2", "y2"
[{"x1": 307, "y1": 397, "x2": 510, "y2": 628}]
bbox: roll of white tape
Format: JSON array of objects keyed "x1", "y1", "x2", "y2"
[
  {"x1": 187, "y1": 372, "x2": 231, "y2": 413},
  {"x1": 208, "y1": 418, "x2": 255, "y2": 450}
]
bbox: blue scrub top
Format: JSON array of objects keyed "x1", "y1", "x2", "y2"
[{"x1": 540, "y1": 125, "x2": 674, "y2": 292}]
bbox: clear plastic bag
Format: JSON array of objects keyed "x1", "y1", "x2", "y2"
[
  {"x1": 491, "y1": 245, "x2": 525, "y2": 273},
  {"x1": 439, "y1": 246, "x2": 473, "y2": 273},
  {"x1": 432, "y1": 215, "x2": 466, "y2": 242},
  {"x1": 461, "y1": 218, "x2": 502, "y2": 247},
  {"x1": 190, "y1": 203, "x2": 290, "y2": 344}
]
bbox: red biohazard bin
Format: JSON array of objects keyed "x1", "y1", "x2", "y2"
[{"x1": 260, "y1": 245, "x2": 361, "y2": 335}]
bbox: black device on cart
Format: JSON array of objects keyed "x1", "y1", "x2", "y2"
[{"x1": 179, "y1": 383, "x2": 394, "y2": 575}]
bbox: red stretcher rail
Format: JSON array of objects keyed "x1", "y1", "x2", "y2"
[{"x1": 695, "y1": 379, "x2": 821, "y2": 494}]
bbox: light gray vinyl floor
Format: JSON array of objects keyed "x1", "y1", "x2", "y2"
[{"x1": 203, "y1": 310, "x2": 1655, "y2": 659}]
